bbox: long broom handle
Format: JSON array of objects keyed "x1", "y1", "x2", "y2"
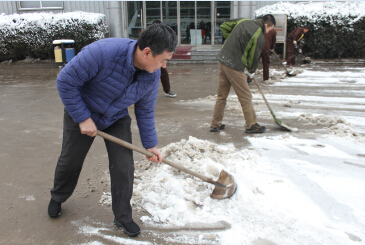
[
  {"x1": 272, "y1": 50, "x2": 291, "y2": 74},
  {"x1": 96, "y1": 130, "x2": 214, "y2": 184},
  {"x1": 252, "y1": 78, "x2": 274, "y2": 113}
]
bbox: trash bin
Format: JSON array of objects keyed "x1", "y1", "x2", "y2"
[{"x1": 52, "y1": 39, "x2": 75, "y2": 64}]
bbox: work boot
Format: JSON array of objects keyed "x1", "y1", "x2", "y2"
[
  {"x1": 245, "y1": 123, "x2": 266, "y2": 133},
  {"x1": 210, "y1": 124, "x2": 225, "y2": 132},
  {"x1": 114, "y1": 218, "x2": 141, "y2": 237},
  {"x1": 48, "y1": 198, "x2": 61, "y2": 218},
  {"x1": 247, "y1": 78, "x2": 253, "y2": 83}
]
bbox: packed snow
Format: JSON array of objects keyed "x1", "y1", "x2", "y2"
[{"x1": 96, "y1": 64, "x2": 365, "y2": 244}]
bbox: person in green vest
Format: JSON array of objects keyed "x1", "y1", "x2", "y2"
[{"x1": 210, "y1": 14, "x2": 276, "y2": 133}]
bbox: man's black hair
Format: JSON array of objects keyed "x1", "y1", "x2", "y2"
[
  {"x1": 303, "y1": 26, "x2": 310, "y2": 30},
  {"x1": 137, "y1": 23, "x2": 177, "y2": 56},
  {"x1": 261, "y1": 14, "x2": 276, "y2": 27}
]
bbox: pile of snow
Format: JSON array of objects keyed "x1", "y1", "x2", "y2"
[
  {"x1": 298, "y1": 113, "x2": 362, "y2": 139},
  {"x1": 256, "y1": 1, "x2": 365, "y2": 25},
  {"x1": 99, "y1": 135, "x2": 365, "y2": 244},
  {"x1": 133, "y1": 137, "x2": 235, "y2": 226}
]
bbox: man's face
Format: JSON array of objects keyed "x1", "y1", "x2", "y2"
[
  {"x1": 304, "y1": 29, "x2": 309, "y2": 33},
  {"x1": 265, "y1": 24, "x2": 274, "y2": 33},
  {"x1": 143, "y1": 48, "x2": 174, "y2": 73}
]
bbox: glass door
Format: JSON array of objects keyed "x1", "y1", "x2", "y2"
[
  {"x1": 146, "y1": 1, "x2": 160, "y2": 26},
  {"x1": 162, "y1": 1, "x2": 178, "y2": 34},
  {"x1": 197, "y1": 1, "x2": 211, "y2": 45},
  {"x1": 214, "y1": 1, "x2": 231, "y2": 45},
  {"x1": 127, "y1": 2, "x2": 144, "y2": 39},
  {"x1": 180, "y1": 1, "x2": 195, "y2": 44}
]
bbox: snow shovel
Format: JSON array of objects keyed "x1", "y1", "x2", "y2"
[
  {"x1": 271, "y1": 50, "x2": 296, "y2": 76},
  {"x1": 252, "y1": 78, "x2": 294, "y2": 132},
  {"x1": 97, "y1": 130, "x2": 237, "y2": 199}
]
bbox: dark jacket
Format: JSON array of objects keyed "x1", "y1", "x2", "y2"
[
  {"x1": 217, "y1": 19, "x2": 266, "y2": 73},
  {"x1": 263, "y1": 29, "x2": 277, "y2": 51},
  {"x1": 57, "y1": 38, "x2": 160, "y2": 149},
  {"x1": 287, "y1": 27, "x2": 306, "y2": 48}
]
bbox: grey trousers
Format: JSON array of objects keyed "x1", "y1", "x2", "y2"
[{"x1": 51, "y1": 109, "x2": 134, "y2": 223}]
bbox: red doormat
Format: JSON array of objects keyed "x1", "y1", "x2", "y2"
[{"x1": 171, "y1": 47, "x2": 191, "y2": 59}]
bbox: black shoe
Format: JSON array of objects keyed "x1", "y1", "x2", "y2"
[
  {"x1": 210, "y1": 124, "x2": 225, "y2": 132},
  {"x1": 245, "y1": 123, "x2": 266, "y2": 133},
  {"x1": 48, "y1": 198, "x2": 61, "y2": 218},
  {"x1": 165, "y1": 90, "x2": 177, "y2": 97},
  {"x1": 114, "y1": 219, "x2": 140, "y2": 237},
  {"x1": 247, "y1": 78, "x2": 253, "y2": 83}
]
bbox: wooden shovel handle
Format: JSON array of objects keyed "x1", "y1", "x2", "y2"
[{"x1": 96, "y1": 130, "x2": 214, "y2": 183}]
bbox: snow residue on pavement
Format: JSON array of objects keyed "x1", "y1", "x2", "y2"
[
  {"x1": 99, "y1": 135, "x2": 365, "y2": 244},
  {"x1": 72, "y1": 220, "x2": 152, "y2": 245},
  {"x1": 298, "y1": 113, "x2": 363, "y2": 140}
]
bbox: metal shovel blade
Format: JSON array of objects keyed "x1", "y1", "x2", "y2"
[
  {"x1": 271, "y1": 50, "x2": 297, "y2": 77},
  {"x1": 211, "y1": 170, "x2": 237, "y2": 199},
  {"x1": 253, "y1": 78, "x2": 294, "y2": 132},
  {"x1": 273, "y1": 116, "x2": 295, "y2": 132}
]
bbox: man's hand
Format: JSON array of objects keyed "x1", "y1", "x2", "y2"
[
  {"x1": 146, "y1": 147, "x2": 162, "y2": 163},
  {"x1": 293, "y1": 40, "x2": 297, "y2": 48},
  {"x1": 244, "y1": 71, "x2": 255, "y2": 79},
  {"x1": 298, "y1": 49, "x2": 302, "y2": 54},
  {"x1": 270, "y1": 49, "x2": 274, "y2": 54},
  {"x1": 79, "y1": 118, "x2": 97, "y2": 137}
]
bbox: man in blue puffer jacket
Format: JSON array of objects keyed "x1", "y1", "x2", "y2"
[{"x1": 48, "y1": 23, "x2": 177, "y2": 237}]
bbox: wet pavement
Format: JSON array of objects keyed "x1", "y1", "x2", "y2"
[{"x1": 0, "y1": 59, "x2": 364, "y2": 244}]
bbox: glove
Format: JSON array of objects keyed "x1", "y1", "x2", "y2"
[
  {"x1": 270, "y1": 49, "x2": 274, "y2": 54},
  {"x1": 298, "y1": 49, "x2": 302, "y2": 53},
  {"x1": 244, "y1": 71, "x2": 255, "y2": 79},
  {"x1": 293, "y1": 41, "x2": 297, "y2": 45}
]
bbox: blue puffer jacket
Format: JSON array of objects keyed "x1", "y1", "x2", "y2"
[{"x1": 57, "y1": 38, "x2": 160, "y2": 149}]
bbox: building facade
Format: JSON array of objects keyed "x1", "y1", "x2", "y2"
[{"x1": 0, "y1": 1, "x2": 280, "y2": 47}]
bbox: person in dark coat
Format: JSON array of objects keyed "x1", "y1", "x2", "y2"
[
  {"x1": 48, "y1": 24, "x2": 177, "y2": 237},
  {"x1": 261, "y1": 28, "x2": 277, "y2": 81},
  {"x1": 286, "y1": 26, "x2": 309, "y2": 66},
  {"x1": 150, "y1": 20, "x2": 177, "y2": 97}
]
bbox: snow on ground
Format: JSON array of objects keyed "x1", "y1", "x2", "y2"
[
  {"x1": 96, "y1": 65, "x2": 365, "y2": 244},
  {"x1": 99, "y1": 135, "x2": 365, "y2": 244}
]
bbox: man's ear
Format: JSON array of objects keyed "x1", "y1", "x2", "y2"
[{"x1": 142, "y1": 47, "x2": 152, "y2": 58}]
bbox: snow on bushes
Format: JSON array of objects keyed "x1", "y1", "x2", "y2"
[
  {"x1": 256, "y1": 1, "x2": 365, "y2": 59},
  {"x1": 0, "y1": 11, "x2": 107, "y2": 61}
]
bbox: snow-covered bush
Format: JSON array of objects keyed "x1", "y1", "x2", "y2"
[
  {"x1": 0, "y1": 11, "x2": 107, "y2": 61},
  {"x1": 256, "y1": 2, "x2": 365, "y2": 59}
]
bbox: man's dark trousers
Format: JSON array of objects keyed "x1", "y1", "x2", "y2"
[
  {"x1": 160, "y1": 67, "x2": 170, "y2": 92},
  {"x1": 261, "y1": 49, "x2": 271, "y2": 81},
  {"x1": 286, "y1": 38, "x2": 296, "y2": 65},
  {"x1": 51, "y1": 109, "x2": 134, "y2": 223}
]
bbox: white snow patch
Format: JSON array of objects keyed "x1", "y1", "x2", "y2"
[
  {"x1": 19, "y1": 195, "x2": 35, "y2": 201},
  {"x1": 100, "y1": 136, "x2": 365, "y2": 244}
]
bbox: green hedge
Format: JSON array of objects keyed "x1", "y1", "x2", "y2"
[
  {"x1": 0, "y1": 12, "x2": 107, "y2": 62},
  {"x1": 256, "y1": 2, "x2": 365, "y2": 59},
  {"x1": 287, "y1": 16, "x2": 365, "y2": 59}
]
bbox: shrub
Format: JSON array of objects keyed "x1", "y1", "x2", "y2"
[
  {"x1": 0, "y1": 11, "x2": 107, "y2": 62},
  {"x1": 256, "y1": 2, "x2": 365, "y2": 59}
]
